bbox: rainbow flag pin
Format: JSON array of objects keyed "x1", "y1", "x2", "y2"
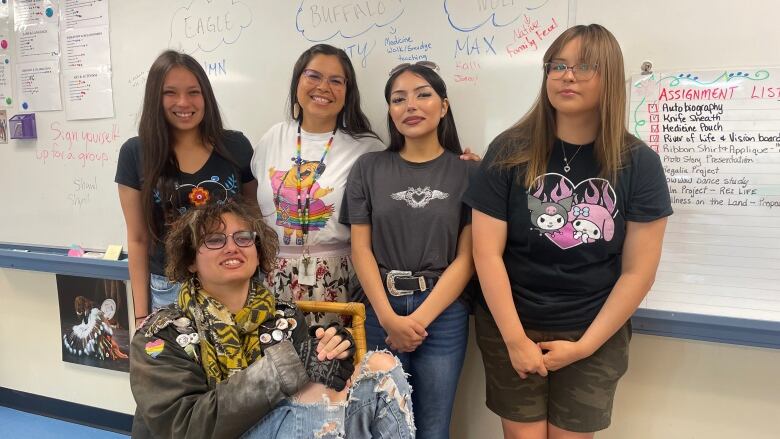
[{"x1": 145, "y1": 339, "x2": 165, "y2": 358}]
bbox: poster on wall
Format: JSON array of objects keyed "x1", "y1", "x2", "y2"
[
  {"x1": 15, "y1": 60, "x2": 62, "y2": 111},
  {"x1": 0, "y1": 109, "x2": 7, "y2": 143},
  {"x1": 56, "y1": 274, "x2": 130, "y2": 373}
]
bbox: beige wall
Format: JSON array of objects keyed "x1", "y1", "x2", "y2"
[
  {"x1": 452, "y1": 320, "x2": 780, "y2": 439},
  {"x1": 0, "y1": 268, "x2": 135, "y2": 414},
  {"x1": 2, "y1": 267, "x2": 779, "y2": 437}
]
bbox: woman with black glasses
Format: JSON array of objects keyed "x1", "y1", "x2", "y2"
[
  {"x1": 465, "y1": 24, "x2": 671, "y2": 438},
  {"x1": 129, "y1": 198, "x2": 416, "y2": 439},
  {"x1": 340, "y1": 61, "x2": 475, "y2": 439}
]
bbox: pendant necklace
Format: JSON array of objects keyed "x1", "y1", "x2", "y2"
[{"x1": 561, "y1": 141, "x2": 584, "y2": 173}]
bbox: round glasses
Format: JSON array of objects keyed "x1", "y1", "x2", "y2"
[
  {"x1": 543, "y1": 62, "x2": 598, "y2": 81},
  {"x1": 301, "y1": 69, "x2": 347, "y2": 89},
  {"x1": 202, "y1": 231, "x2": 257, "y2": 250}
]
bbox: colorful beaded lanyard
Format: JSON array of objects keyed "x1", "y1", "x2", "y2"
[{"x1": 294, "y1": 123, "x2": 335, "y2": 273}]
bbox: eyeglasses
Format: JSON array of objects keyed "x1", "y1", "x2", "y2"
[
  {"x1": 301, "y1": 69, "x2": 347, "y2": 89},
  {"x1": 543, "y1": 62, "x2": 598, "y2": 81},
  {"x1": 388, "y1": 61, "x2": 439, "y2": 76},
  {"x1": 202, "y1": 231, "x2": 257, "y2": 250}
]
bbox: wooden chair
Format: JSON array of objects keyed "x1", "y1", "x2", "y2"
[{"x1": 295, "y1": 300, "x2": 367, "y2": 365}]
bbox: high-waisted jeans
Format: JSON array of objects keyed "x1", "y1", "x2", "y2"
[{"x1": 366, "y1": 290, "x2": 469, "y2": 439}]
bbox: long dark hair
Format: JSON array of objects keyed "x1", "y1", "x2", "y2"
[
  {"x1": 139, "y1": 50, "x2": 237, "y2": 242},
  {"x1": 384, "y1": 64, "x2": 462, "y2": 154},
  {"x1": 288, "y1": 44, "x2": 378, "y2": 139}
]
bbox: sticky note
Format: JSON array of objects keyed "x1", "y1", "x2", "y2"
[{"x1": 103, "y1": 244, "x2": 123, "y2": 261}]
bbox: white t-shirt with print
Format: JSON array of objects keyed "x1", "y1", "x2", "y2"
[{"x1": 251, "y1": 121, "x2": 384, "y2": 253}]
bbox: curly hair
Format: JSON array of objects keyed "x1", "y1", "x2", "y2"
[{"x1": 164, "y1": 197, "x2": 278, "y2": 282}]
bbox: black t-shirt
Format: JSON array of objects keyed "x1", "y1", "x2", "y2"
[
  {"x1": 340, "y1": 150, "x2": 475, "y2": 278},
  {"x1": 115, "y1": 131, "x2": 254, "y2": 275},
  {"x1": 464, "y1": 138, "x2": 672, "y2": 330}
]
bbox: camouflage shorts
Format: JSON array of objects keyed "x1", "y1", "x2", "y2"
[{"x1": 474, "y1": 304, "x2": 631, "y2": 433}]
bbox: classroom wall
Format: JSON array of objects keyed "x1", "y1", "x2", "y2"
[
  {"x1": 2, "y1": 1, "x2": 780, "y2": 437},
  {"x1": 2, "y1": 266, "x2": 779, "y2": 438},
  {"x1": 0, "y1": 268, "x2": 135, "y2": 414}
]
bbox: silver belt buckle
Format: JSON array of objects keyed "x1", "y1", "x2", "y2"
[{"x1": 386, "y1": 270, "x2": 415, "y2": 296}]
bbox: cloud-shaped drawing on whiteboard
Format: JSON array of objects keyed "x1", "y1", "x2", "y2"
[
  {"x1": 296, "y1": 0, "x2": 404, "y2": 42},
  {"x1": 169, "y1": 0, "x2": 252, "y2": 54},
  {"x1": 445, "y1": 0, "x2": 551, "y2": 32}
]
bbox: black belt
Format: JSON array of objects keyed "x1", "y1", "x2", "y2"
[{"x1": 382, "y1": 269, "x2": 438, "y2": 296}]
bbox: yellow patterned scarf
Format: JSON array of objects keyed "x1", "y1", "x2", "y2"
[{"x1": 178, "y1": 278, "x2": 275, "y2": 387}]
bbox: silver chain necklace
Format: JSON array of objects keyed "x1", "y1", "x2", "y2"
[{"x1": 561, "y1": 142, "x2": 584, "y2": 173}]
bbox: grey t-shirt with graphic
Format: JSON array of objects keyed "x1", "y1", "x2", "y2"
[{"x1": 340, "y1": 150, "x2": 474, "y2": 278}]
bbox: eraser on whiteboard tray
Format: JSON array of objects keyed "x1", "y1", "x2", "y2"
[{"x1": 67, "y1": 245, "x2": 85, "y2": 257}]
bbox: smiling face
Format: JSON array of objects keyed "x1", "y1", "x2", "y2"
[
  {"x1": 388, "y1": 71, "x2": 448, "y2": 143},
  {"x1": 296, "y1": 54, "x2": 347, "y2": 131},
  {"x1": 573, "y1": 218, "x2": 601, "y2": 239},
  {"x1": 545, "y1": 37, "x2": 602, "y2": 119},
  {"x1": 282, "y1": 161, "x2": 320, "y2": 187},
  {"x1": 536, "y1": 212, "x2": 566, "y2": 231},
  {"x1": 162, "y1": 66, "x2": 205, "y2": 136},
  {"x1": 190, "y1": 213, "x2": 259, "y2": 290}
]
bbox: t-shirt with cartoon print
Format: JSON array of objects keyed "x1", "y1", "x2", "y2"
[
  {"x1": 340, "y1": 150, "x2": 476, "y2": 278},
  {"x1": 115, "y1": 131, "x2": 254, "y2": 276},
  {"x1": 251, "y1": 121, "x2": 385, "y2": 252},
  {"x1": 464, "y1": 138, "x2": 672, "y2": 330}
]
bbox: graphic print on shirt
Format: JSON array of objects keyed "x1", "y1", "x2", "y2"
[
  {"x1": 269, "y1": 159, "x2": 334, "y2": 245},
  {"x1": 390, "y1": 186, "x2": 449, "y2": 208},
  {"x1": 153, "y1": 174, "x2": 238, "y2": 214},
  {"x1": 527, "y1": 173, "x2": 617, "y2": 250}
]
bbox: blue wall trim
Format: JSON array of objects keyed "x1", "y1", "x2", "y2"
[
  {"x1": 0, "y1": 387, "x2": 132, "y2": 434},
  {"x1": 0, "y1": 243, "x2": 128, "y2": 280},
  {"x1": 2, "y1": 243, "x2": 778, "y2": 350},
  {"x1": 631, "y1": 308, "x2": 780, "y2": 350}
]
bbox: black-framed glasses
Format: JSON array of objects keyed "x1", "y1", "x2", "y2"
[
  {"x1": 388, "y1": 61, "x2": 439, "y2": 76},
  {"x1": 301, "y1": 69, "x2": 347, "y2": 88},
  {"x1": 543, "y1": 62, "x2": 598, "y2": 81},
  {"x1": 202, "y1": 231, "x2": 257, "y2": 250}
]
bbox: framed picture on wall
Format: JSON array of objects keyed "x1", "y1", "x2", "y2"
[{"x1": 56, "y1": 275, "x2": 130, "y2": 372}]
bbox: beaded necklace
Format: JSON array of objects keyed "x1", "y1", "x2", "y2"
[{"x1": 294, "y1": 123, "x2": 336, "y2": 275}]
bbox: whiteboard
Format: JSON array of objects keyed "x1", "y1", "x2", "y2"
[
  {"x1": 0, "y1": 0, "x2": 571, "y2": 250},
  {"x1": 577, "y1": 0, "x2": 780, "y2": 326},
  {"x1": 630, "y1": 67, "x2": 780, "y2": 324}
]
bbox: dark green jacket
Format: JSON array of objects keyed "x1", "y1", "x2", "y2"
[{"x1": 129, "y1": 308, "x2": 308, "y2": 438}]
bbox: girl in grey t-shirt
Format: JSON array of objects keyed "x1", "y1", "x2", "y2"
[{"x1": 341, "y1": 62, "x2": 475, "y2": 439}]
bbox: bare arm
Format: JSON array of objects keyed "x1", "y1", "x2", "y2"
[
  {"x1": 351, "y1": 224, "x2": 391, "y2": 318},
  {"x1": 351, "y1": 224, "x2": 427, "y2": 351},
  {"x1": 411, "y1": 225, "x2": 474, "y2": 327},
  {"x1": 472, "y1": 210, "x2": 547, "y2": 377},
  {"x1": 541, "y1": 218, "x2": 668, "y2": 370},
  {"x1": 118, "y1": 184, "x2": 151, "y2": 326},
  {"x1": 580, "y1": 219, "x2": 668, "y2": 352}
]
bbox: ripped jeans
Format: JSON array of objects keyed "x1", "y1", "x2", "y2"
[
  {"x1": 242, "y1": 351, "x2": 415, "y2": 439},
  {"x1": 149, "y1": 273, "x2": 181, "y2": 310}
]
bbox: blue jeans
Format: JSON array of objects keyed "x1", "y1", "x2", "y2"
[
  {"x1": 149, "y1": 273, "x2": 181, "y2": 310},
  {"x1": 242, "y1": 352, "x2": 415, "y2": 438},
  {"x1": 366, "y1": 291, "x2": 469, "y2": 439}
]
